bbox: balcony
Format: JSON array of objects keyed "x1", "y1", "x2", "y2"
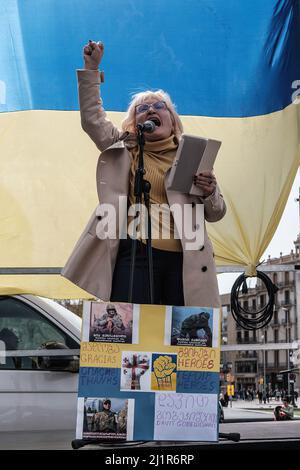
[
  {"x1": 236, "y1": 355, "x2": 257, "y2": 360},
  {"x1": 236, "y1": 338, "x2": 258, "y2": 345},
  {"x1": 258, "y1": 363, "x2": 287, "y2": 370},
  {"x1": 257, "y1": 304, "x2": 267, "y2": 310},
  {"x1": 234, "y1": 372, "x2": 257, "y2": 377},
  {"x1": 280, "y1": 300, "x2": 295, "y2": 307},
  {"x1": 255, "y1": 284, "x2": 265, "y2": 291},
  {"x1": 276, "y1": 281, "x2": 294, "y2": 288}
]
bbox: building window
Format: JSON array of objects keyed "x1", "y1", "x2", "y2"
[
  {"x1": 237, "y1": 331, "x2": 242, "y2": 343},
  {"x1": 274, "y1": 330, "x2": 278, "y2": 343},
  {"x1": 285, "y1": 309, "x2": 290, "y2": 324},
  {"x1": 275, "y1": 350, "x2": 279, "y2": 368},
  {"x1": 286, "y1": 328, "x2": 291, "y2": 343},
  {"x1": 263, "y1": 331, "x2": 268, "y2": 343},
  {"x1": 284, "y1": 290, "x2": 290, "y2": 304},
  {"x1": 284, "y1": 272, "x2": 289, "y2": 285},
  {"x1": 274, "y1": 310, "x2": 278, "y2": 325},
  {"x1": 235, "y1": 361, "x2": 257, "y2": 374},
  {"x1": 273, "y1": 272, "x2": 277, "y2": 284},
  {"x1": 260, "y1": 294, "x2": 265, "y2": 307},
  {"x1": 244, "y1": 330, "x2": 249, "y2": 343}
]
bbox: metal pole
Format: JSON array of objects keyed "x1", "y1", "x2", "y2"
[
  {"x1": 263, "y1": 343, "x2": 266, "y2": 400},
  {"x1": 296, "y1": 187, "x2": 300, "y2": 235},
  {"x1": 283, "y1": 307, "x2": 291, "y2": 399},
  {"x1": 261, "y1": 332, "x2": 266, "y2": 401},
  {"x1": 288, "y1": 338, "x2": 291, "y2": 399}
]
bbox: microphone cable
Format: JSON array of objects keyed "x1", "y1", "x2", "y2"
[{"x1": 230, "y1": 271, "x2": 279, "y2": 330}]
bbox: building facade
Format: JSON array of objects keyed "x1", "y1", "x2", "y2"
[{"x1": 221, "y1": 234, "x2": 300, "y2": 397}]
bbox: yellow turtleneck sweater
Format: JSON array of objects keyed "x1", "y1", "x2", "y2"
[{"x1": 128, "y1": 135, "x2": 182, "y2": 252}]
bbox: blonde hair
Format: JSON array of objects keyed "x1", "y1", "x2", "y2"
[{"x1": 121, "y1": 90, "x2": 183, "y2": 140}]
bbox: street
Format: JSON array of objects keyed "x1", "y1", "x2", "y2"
[{"x1": 1, "y1": 400, "x2": 300, "y2": 450}]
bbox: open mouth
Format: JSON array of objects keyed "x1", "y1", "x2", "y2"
[{"x1": 148, "y1": 117, "x2": 161, "y2": 127}]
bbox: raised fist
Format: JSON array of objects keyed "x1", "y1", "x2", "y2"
[
  {"x1": 153, "y1": 355, "x2": 176, "y2": 379},
  {"x1": 83, "y1": 40, "x2": 104, "y2": 70}
]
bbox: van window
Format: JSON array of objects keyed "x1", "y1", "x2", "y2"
[{"x1": 0, "y1": 297, "x2": 78, "y2": 370}]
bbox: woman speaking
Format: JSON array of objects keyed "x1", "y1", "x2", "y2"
[{"x1": 62, "y1": 40, "x2": 226, "y2": 307}]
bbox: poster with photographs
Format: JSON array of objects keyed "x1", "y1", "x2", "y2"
[
  {"x1": 164, "y1": 306, "x2": 219, "y2": 348},
  {"x1": 83, "y1": 302, "x2": 140, "y2": 344},
  {"x1": 77, "y1": 302, "x2": 221, "y2": 442},
  {"x1": 76, "y1": 397, "x2": 134, "y2": 441}
]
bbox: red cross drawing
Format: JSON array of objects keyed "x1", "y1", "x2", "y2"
[{"x1": 122, "y1": 354, "x2": 150, "y2": 390}]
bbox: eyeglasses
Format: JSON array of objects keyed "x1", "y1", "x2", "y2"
[{"x1": 135, "y1": 101, "x2": 167, "y2": 115}]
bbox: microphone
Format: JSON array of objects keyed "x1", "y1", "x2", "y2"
[{"x1": 137, "y1": 120, "x2": 156, "y2": 133}]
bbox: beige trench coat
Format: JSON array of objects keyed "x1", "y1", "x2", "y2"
[{"x1": 61, "y1": 70, "x2": 226, "y2": 307}]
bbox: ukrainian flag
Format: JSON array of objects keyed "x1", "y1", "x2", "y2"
[{"x1": 0, "y1": 0, "x2": 299, "y2": 298}]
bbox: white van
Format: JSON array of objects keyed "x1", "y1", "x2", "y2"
[{"x1": 0, "y1": 295, "x2": 81, "y2": 432}]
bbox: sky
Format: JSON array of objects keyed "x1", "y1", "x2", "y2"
[{"x1": 218, "y1": 169, "x2": 300, "y2": 294}]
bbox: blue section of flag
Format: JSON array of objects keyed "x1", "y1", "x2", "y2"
[
  {"x1": 176, "y1": 371, "x2": 219, "y2": 394},
  {"x1": 0, "y1": 0, "x2": 299, "y2": 115},
  {"x1": 78, "y1": 367, "x2": 219, "y2": 439},
  {"x1": 133, "y1": 393, "x2": 156, "y2": 440},
  {"x1": 78, "y1": 367, "x2": 121, "y2": 397},
  {"x1": 78, "y1": 367, "x2": 155, "y2": 439},
  {"x1": 78, "y1": 367, "x2": 219, "y2": 396}
]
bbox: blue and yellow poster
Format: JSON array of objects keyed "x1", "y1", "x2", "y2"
[{"x1": 76, "y1": 302, "x2": 221, "y2": 441}]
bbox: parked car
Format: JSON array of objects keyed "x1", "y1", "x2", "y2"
[{"x1": 0, "y1": 295, "x2": 81, "y2": 432}]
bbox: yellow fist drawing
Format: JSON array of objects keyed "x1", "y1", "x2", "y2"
[{"x1": 153, "y1": 355, "x2": 176, "y2": 379}]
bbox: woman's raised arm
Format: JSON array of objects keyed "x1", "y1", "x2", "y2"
[{"x1": 78, "y1": 40, "x2": 122, "y2": 152}]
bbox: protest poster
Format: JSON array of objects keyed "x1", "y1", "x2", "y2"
[
  {"x1": 87, "y1": 302, "x2": 139, "y2": 344},
  {"x1": 76, "y1": 302, "x2": 221, "y2": 441},
  {"x1": 164, "y1": 306, "x2": 219, "y2": 348}
]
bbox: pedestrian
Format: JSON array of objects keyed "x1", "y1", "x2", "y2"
[{"x1": 274, "y1": 397, "x2": 294, "y2": 421}]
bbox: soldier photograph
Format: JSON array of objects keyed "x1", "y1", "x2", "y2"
[
  {"x1": 170, "y1": 306, "x2": 214, "y2": 347},
  {"x1": 92, "y1": 399, "x2": 117, "y2": 434},
  {"x1": 89, "y1": 302, "x2": 133, "y2": 343},
  {"x1": 83, "y1": 398, "x2": 129, "y2": 440}
]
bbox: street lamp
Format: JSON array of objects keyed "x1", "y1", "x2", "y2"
[
  {"x1": 282, "y1": 307, "x2": 293, "y2": 402},
  {"x1": 261, "y1": 333, "x2": 266, "y2": 402}
]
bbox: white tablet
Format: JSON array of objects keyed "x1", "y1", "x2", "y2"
[{"x1": 167, "y1": 134, "x2": 221, "y2": 196}]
